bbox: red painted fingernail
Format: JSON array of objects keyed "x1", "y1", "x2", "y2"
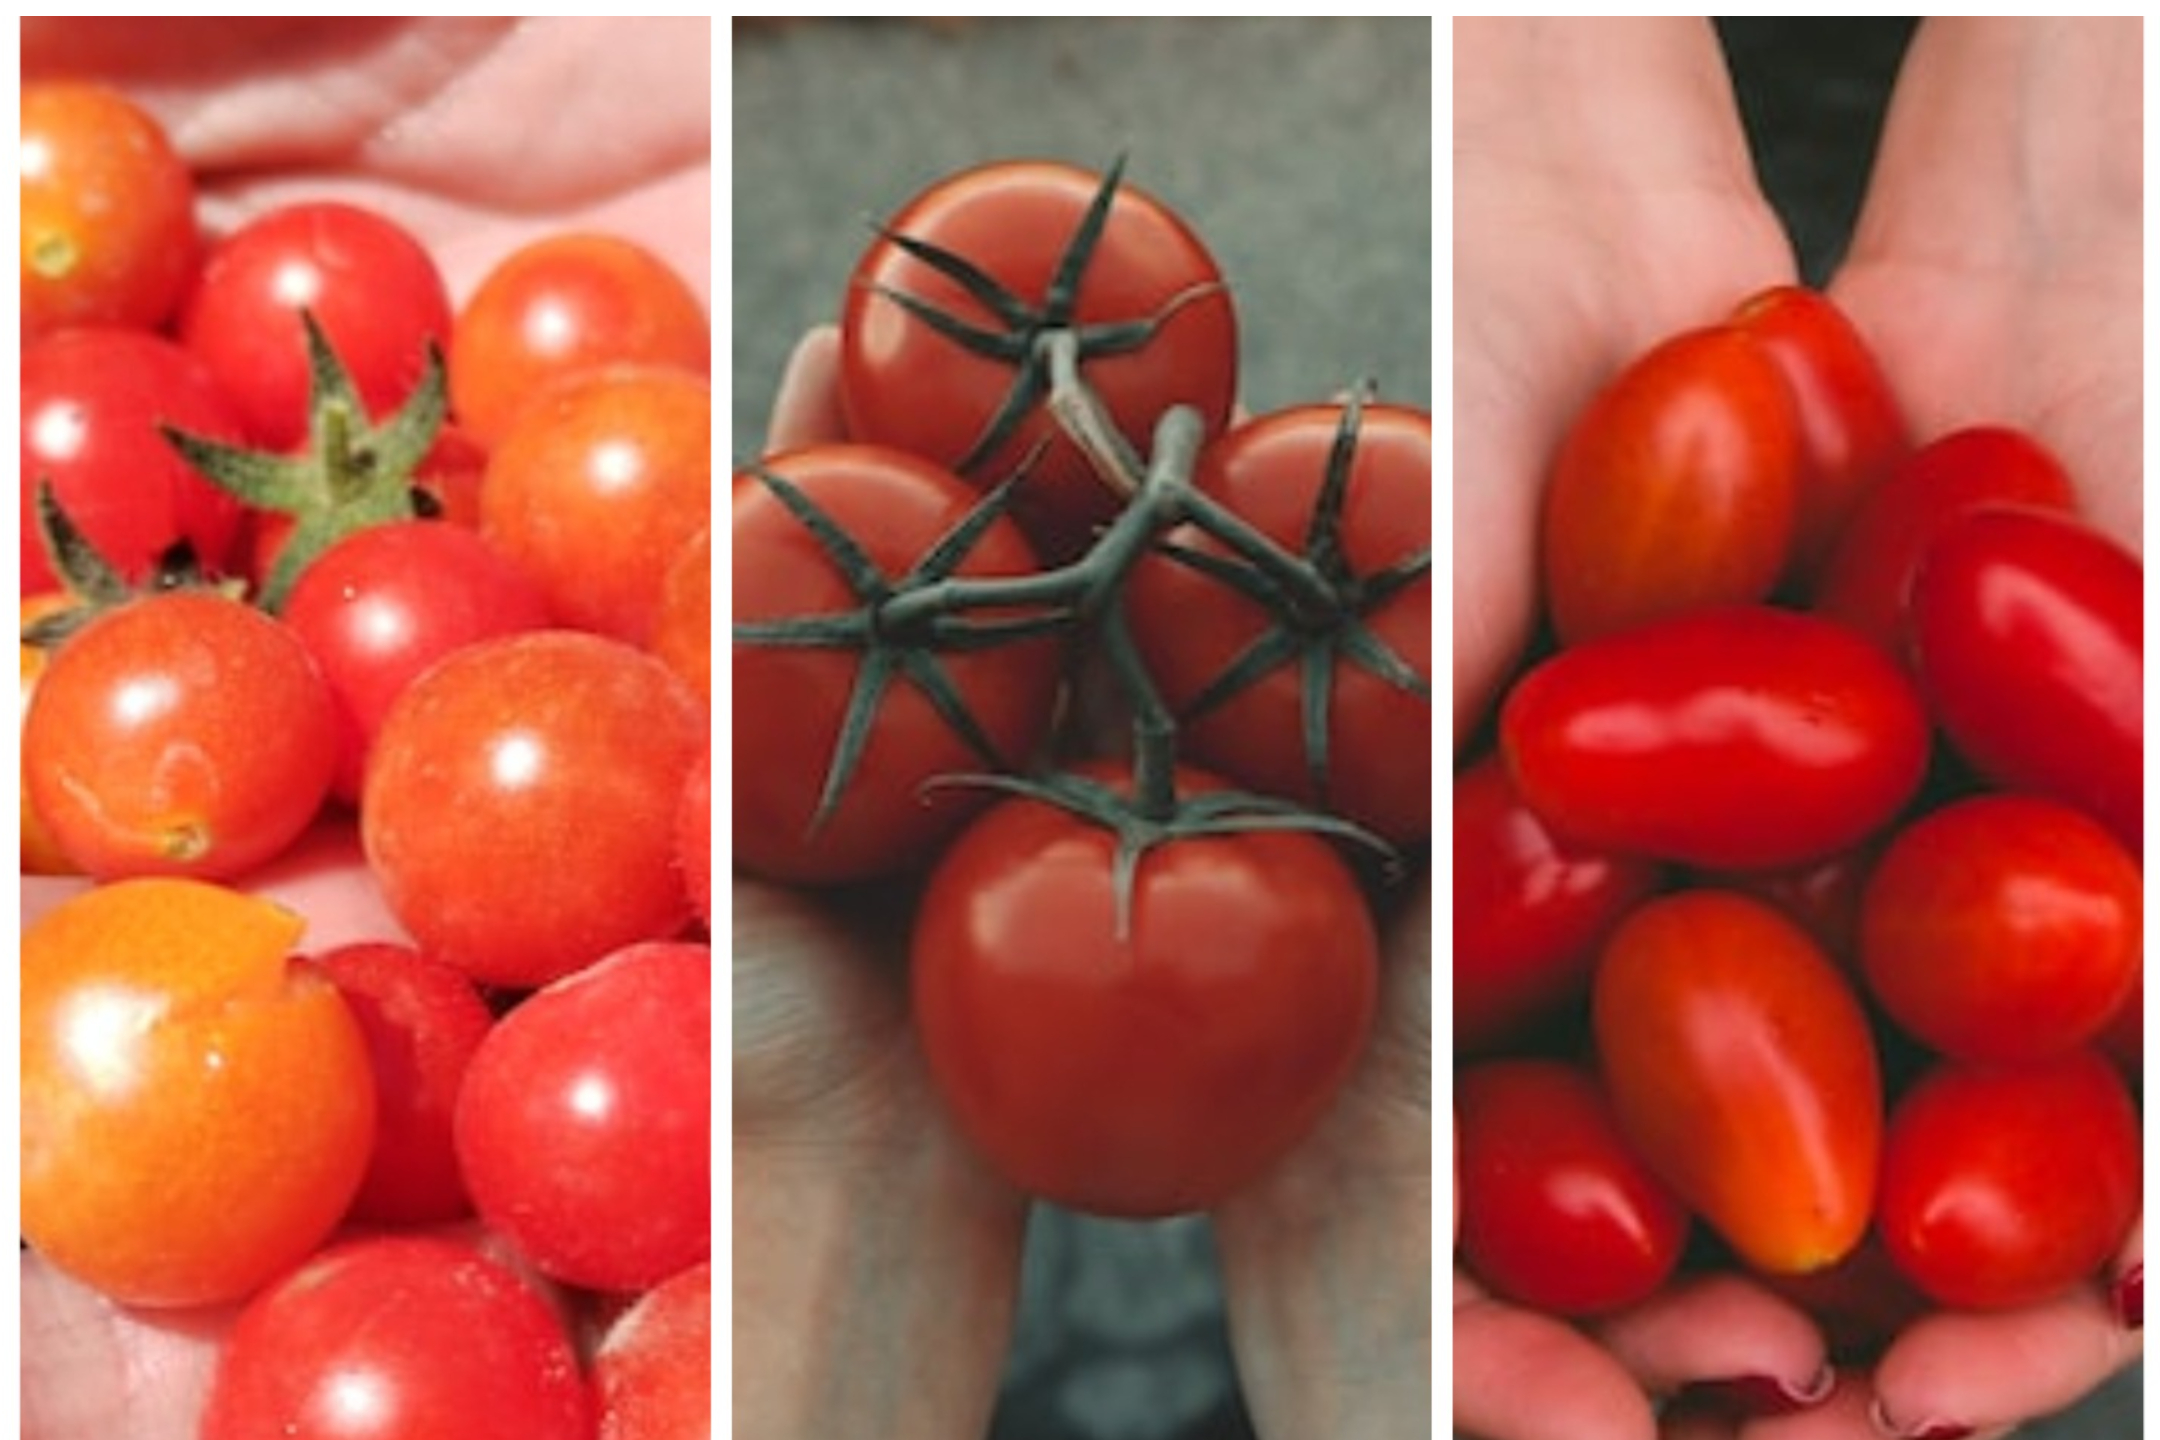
[
  {"x1": 1672, "y1": 1364, "x2": 1835, "y2": 1420},
  {"x1": 2114, "y1": 1262, "x2": 2142, "y2": 1330}
]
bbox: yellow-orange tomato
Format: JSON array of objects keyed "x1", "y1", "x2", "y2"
[
  {"x1": 650, "y1": 526, "x2": 711, "y2": 710},
  {"x1": 22, "y1": 878, "x2": 376, "y2": 1307}
]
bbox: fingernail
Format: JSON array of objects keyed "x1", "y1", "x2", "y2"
[
  {"x1": 1869, "y1": 1400, "x2": 1973, "y2": 1440},
  {"x1": 1672, "y1": 1364, "x2": 1835, "y2": 1419},
  {"x1": 2113, "y1": 1262, "x2": 2142, "y2": 1330}
]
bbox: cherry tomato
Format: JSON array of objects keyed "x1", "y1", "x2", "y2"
[
  {"x1": 911, "y1": 764, "x2": 1378, "y2": 1217},
  {"x1": 840, "y1": 158, "x2": 1238, "y2": 560},
  {"x1": 1500, "y1": 605, "x2": 1931, "y2": 870},
  {"x1": 1812, "y1": 426, "x2": 2076, "y2": 656},
  {"x1": 1540, "y1": 325, "x2": 1800, "y2": 645},
  {"x1": 1593, "y1": 889, "x2": 1882, "y2": 1275},
  {"x1": 1859, "y1": 793, "x2": 2140, "y2": 1063},
  {"x1": 23, "y1": 590, "x2": 337, "y2": 881},
  {"x1": 1456, "y1": 1058, "x2": 1689, "y2": 1315},
  {"x1": 595, "y1": 1261, "x2": 711, "y2": 1440},
  {"x1": 1452, "y1": 751, "x2": 1662, "y2": 1053},
  {"x1": 19, "y1": 592, "x2": 78, "y2": 876},
  {"x1": 1127, "y1": 399, "x2": 1432, "y2": 842},
  {"x1": 22, "y1": 81, "x2": 197, "y2": 339},
  {"x1": 1907, "y1": 504, "x2": 2142, "y2": 854},
  {"x1": 1727, "y1": 284, "x2": 1910, "y2": 580},
  {"x1": 649, "y1": 524, "x2": 712, "y2": 710},
  {"x1": 1878, "y1": 1049, "x2": 2140, "y2": 1310},
  {"x1": 678, "y1": 738, "x2": 711, "y2": 928},
  {"x1": 450, "y1": 231, "x2": 711, "y2": 448}
]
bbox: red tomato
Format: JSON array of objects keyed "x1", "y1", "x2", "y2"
[
  {"x1": 594, "y1": 1261, "x2": 711, "y2": 1440},
  {"x1": 839, "y1": 159, "x2": 1238, "y2": 560},
  {"x1": 1812, "y1": 426, "x2": 2076, "y2": 656},
  {"x1": 1126, "y1": 400, "x2": 1432, "y2": 842},
  {"x1": 732, "y1": 444, "x2": 1063, "y2": 885},
  {"x1": 1907, "y1": 505, "x2": 2142, "y2": 854},
  {"x1": 22, "y1": 82, "x2": 197, "y2": 339},
  {"x1": 911, "y1": 764, "x2": 1378, "y2": 1217},
  {"x1": 1878, "y1": 1049, "x2": 2140, "y2": 1310},
  {"x1": 1727, "y1": 284, "x2": 1910, "y2": 580},
  {"x1": 1859, "y1": 794, "x2": 2141, "y2": 1062},
  {"x1": 1500, "y1": 605, "x2": 1931, "y2": 870},
  {"x1": 678, "y1": 739, "x2": 711, "y2": 928},
  {"x1": 1540, "y1": 325, "x2": 1800, "y2": 645},
  {"x1": 1593, "y1": 889, "x2": 1882, "y2": 1275},
  {"x1": 1452, "y1": 751, "x2": 1662, "y2": 1053},
  {"x1": 1455, "y1": 1058, "x2": 1689, "y2": 1315}
]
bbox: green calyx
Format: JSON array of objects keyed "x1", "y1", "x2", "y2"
[{"x1": 21, "y1": 479, "x2": 242, "y2": 649}]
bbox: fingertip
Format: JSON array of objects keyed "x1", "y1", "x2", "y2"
[
  {"x1": 764, "y1": 324, "x2": 847, "y2": 452},
  {"x1": 1596, "y1": 1270, "x2": 1829, "y2": 1409}
]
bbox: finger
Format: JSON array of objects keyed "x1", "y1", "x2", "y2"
[
  {"x1": 2110, "y1": 1214, "x2": 2142, "y2": 1330},
  {"x1": 1868, "y1": 1283, "x2": 2141, "y2": 1439},
  {"x1": 1596, "y1": 1271, "x2": 1832, "y2": 1420},
  {"x1": 1455, "y1": 1289, "x2": 1661, "y2": 1440},
  {"x1": 23, "y1": 1252, "x2": 238, "y2": 1440},
  {"x1": 764, "y1": 324, "x2": 847, "y2": 452},
  {"x1": 1725, "y1": 1368, "x2": 1907, "y2": 1440}
]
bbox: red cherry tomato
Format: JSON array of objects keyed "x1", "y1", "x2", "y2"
[
  {"x1": 1540, "y1": 325, "x2": 1800, "y2": 645},
  {"x1": 1500, "y1": 605, "x2": 1931, "y2": 870},
  {"x1": 1908, "y1": 504, "x2": 2142, "y2": 854},
  {"x1": 1859, "y1": 793, "x2": 2141, "y2": 1063},
  {"x1": 1593, "y1": 889, "x2": 1882, "y2": 1275},
  {"x1": 1456, "y1": 1058, "x2": 1689, "y2": 1315},
  {"x1": 1878, "y1": 1049, "x2": 2140, "y2": 1310},
  {"x1": 594, "y1": 1261, "x2": 711, "y2": 1440}
]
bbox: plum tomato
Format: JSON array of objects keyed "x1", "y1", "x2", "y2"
[
  {"x1": 199, "y1": 1232, "x2": 593, "y2": 1440},
  {"x1": 1500, "y1": 604, "x2": 1931, "y2": 870},
  {"x1": 23, "y1": 590, "x2": 337, "y2": 881},
  {"x1": 1907, "y1": 504, "x2": 2142, "y2": 854},
  {"x1": 454, "y1": 940, "x2": 711, "y2": 1293},
  {"x1": 361, "y1": 630, "x2": 704, "y2": 988},
  {"x1": 594, "y1": 1261, "x2": 711, "y2": 1440},
  {"x1": 1452, "y1": 751, "x2": 1662, "y2": 1054},
  {"x1": 22, "y1": 878, "x2": 374, "y2": 1307},
  {"x1": 1859, "y1": 794, "x2": 2141, "y2": 1063},
  {"x1": 839, "y1": 158, "x2": 1238, "y2": 560},
  {"x1": 22, "y1": 81, "x2": 198, "y2": 339},
  {"x1": 1456, "y1": 1058, "x2": 1690, "y2": 1315},
  {"x1": 1540, "y1": 325, "x2": 1800, "y2": 645},
  {"x1": 1593, "y1": 889, "x2": 1882, "y2": 1275},
  {"x1": 1127, "y1": 399, "x2": 1432, "y2": 843},
  {"x1": 1877, "y1": 1048, "x2": 2140, "y2": 1311},
  {"x1": 911, "y1": 764, "x2": 1379, "y2": 1218},
  {"x1": 732, "y1": 444, "x2": 1063, "y2": 886}
]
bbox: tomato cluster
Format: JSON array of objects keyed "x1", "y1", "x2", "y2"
[
  {"x1": 733, "y1": 157, "x2": 1432, "y2": 1218},
  {"x1": 1456, "y1": 286, "x2": 2142, "y2": 1348},
  {"x1": 20, "y1": 82, "x2": 711, "y2": 1434}
]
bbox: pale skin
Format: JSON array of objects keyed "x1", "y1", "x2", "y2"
[{"x1": 1455, "y1": 18, "x2": 2140, "y2": 1440}]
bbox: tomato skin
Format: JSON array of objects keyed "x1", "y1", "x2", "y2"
[
  {"x1": 1127, "y1": 401, "x2": 1432, "y2": 842},
  {"x1": 1500, "y1": 605, "x2": 1931, "y2": 870},
  {"x1": 1455, "y1": 1058, "x2": 1689, "y2": 1315},
  {"x1": 1593, "y1": 889, "x2": 1882, "y2": 1275},
  {"x1": 839, "y1": 159, "x2": 1238, "y2": 560},
  {"x1": 1540, "y1": 326, "x2": 1800, "y2": 645},
  {"x1": 1859, "y1": 794, "x2": 2141, "y2": 1063},
  {"x1": 911, "y1": 765, "x2": 1378, "y2": 1218},
  {"x1": 1812, "y1": 426, "x2": 2076, "y2": 657},
  {"x1": 1907, "y1": 505, "x2": 2142, "y2": 854},
  {"x1": 1727, "y1": 284, "x2": 1910, "y2": 581},
  {"x1": 1878, "y1": 1049, "x2": 2140, "y2": 1310},
  {"x1": 1451, "y1": 752, "x2": 1662, "y2": 1053}
]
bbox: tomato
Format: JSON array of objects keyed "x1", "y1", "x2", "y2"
[
  {"x1": 199, "y1": 1233, "x2": 593, "y2": 1440},
  {"x1": 1698, "y1": 838, "x2": 1883, "y2": 975},
  {"x1": 1126, "y1": 399, "x2": 1432, "y2": 842},
  {"x1": 594, "y1": 1261, "x2": 711, "y2": 1440},
  {"x1": 449, "y1": 231, "x2": 711, "y2": 448},
  {"x1": 732, "y1": 444, "x2": 1063, "y2": 885},
  {"x1": 1500, "y1": 605, "x2": 1931, "y2": 870},
  {"x1": 1455, "y1": 1058, "x2": 1689, "y2": 1315},
  {"x1": 22, "y1": 878, "x2": 374, "y2": 1307},
  {"x1": 678, "y1": 738, "x2": 711, "y2": 928},
  {"x1": 911, "y1": 764, "x2": 1378, "y2": 1217},
  {"x1": 1540, "y1": 325, "x2": 1800, "y2": 645},
  {"x1": 1592, "y1": 889, "x2": 1882, "y2": 1275},
  {"x1": 1907, "y1": 504, "x2": 2142, "y2": 854},
  {"x1": 1859, "y1": 794, "x2": 2141, "y2": 1063},
  {"x1": 19, "y1": 593, "x2": 79, "y2": 876},
  {"x1": 1452, "y1": 751, "x2": 1662, "y2": 1053},
  {"x1": 362, "y1": 630, "x2": 704, "y2": 988},
  {"x1": 178, "y1": 200, "x2": 454, "y2": 450},
  {"x1": 22, "y1": 81, "x2": 197, "y2": 339},
  {"x1": 22, "y1": 326, "x2": 251, "y2": 595},
  {"x1": 1878, "y1": 1049, "x2": 2140, "y2": 1310},
  {"x1": 456, "y1": 940, "x2": 710, "y2": 1292},
  {"x1": 23, "y1": 590, "x2": 337, "y2": 881},
  {"x1": 1727, "y1": 284, "x2": 1910, "y2": 580},
  {"x1": 649, "y1": 524, "x2": 711, "y2": 709},
  {"x1": 839, "y1": 158, "x2": 1238, "y2": 560},
  {"x1": 480, "y1": 366, "x2": 712, "y2": 645},
  {"x1": 1812, "y1": 426, "x2": 2076, "y2": 656}
]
